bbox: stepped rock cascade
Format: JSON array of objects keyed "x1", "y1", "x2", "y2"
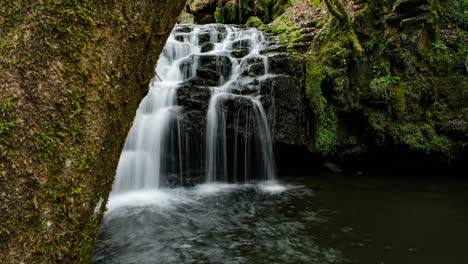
[
  {"x1": 203, "y1": 26, "x2": 276, "y2": 183},
  {"x1": 112, "y1": 24, "x2": 283, "y2": 194}
]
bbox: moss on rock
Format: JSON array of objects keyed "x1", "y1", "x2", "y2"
[{"x1": 298, "y1": 0, "x2": 467, "y2": 161}]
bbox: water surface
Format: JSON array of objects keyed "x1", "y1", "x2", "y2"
[{"x1": 93, "y1": 172, "x2": 468, "y2": 264}]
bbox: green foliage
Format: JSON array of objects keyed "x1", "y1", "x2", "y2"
[
  {"x1": 365, "y1": 32, "x2": 391, "y2": 81},
  {"x1": 440, "y1": 0, "x2": 468, "y2": 29},
  {"x1": 390, "y1": 82, "x2": 406, "y2": 120},
  {"x1": 314, "y1": 105, "x2": 338, "y2": 154},
  {"x1": 226, "y1": 1, "x2": 238, "y2": 21},
  {"x1": 286, "y1": 42, "x2": 308, "y2": 51},
  {"x1": 365, "y1": 32, "x2": 388, "y2": 53},
  {"x1": 301, "y1": 0, "x2": 464, "y2": 159},
  {"x1": 310, "y1": 0, "x2": 326, "y2": 8},
  {"x1": 288, "y1": 26, "x2": 301, "y2": 32},
  {"x1": 290, "y1": 32, "x2": 306, "y2": 43},
  {"x1": 306, "y1": 60, "x2": 338, "y2": 155},
  {"x1": 278, "y1": 32, "x2": 288, "y2": 43},
  {"x1": 366, "y1": 110, "x2": 388, "y2": 146},
  {"x1": 275, "y1": 24, "x2": 289, "y2": 32},
  {"x1": 214, "y1": 7, "x2": 225, "y2": 23},
  {"x1": 200, "y1": 0, "x2": 294, "y2": 24},
  {"x1": 113, "y1": 15, "x2": 125, "y2": 25},
  {"x1": 303, "y1": 21, "x2": 364, "y2": 155},
  {"x1": 389, "y1": 123, "x2": 452, "y2": 155},
  {"x1": 316, "y1": 20, "x2": 324, "y2": 28},
  {"x1": 246, "y1": 16, "x2": 263, "y2": 27},
  {"x1": 369, "y1": 75, "x2": 400, "y2": 100},
  {"x1": 428, "y1": 40, "x2": 454, "y2": 74},
  {"x1": 69, "y1": 185, "x2": 83, "y2": 195}
]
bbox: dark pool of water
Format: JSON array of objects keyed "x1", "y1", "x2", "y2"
[{"x1": 92, "y1": 172, "x2": 468, "y2": 264}]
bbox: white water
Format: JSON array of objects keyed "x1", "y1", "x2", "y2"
[
  {"x1": 204, "y1": 26, "x2": 276, "y2": 183},
  {"x1": 111, "y1": 24, "x2": 278, "y2": 199}
]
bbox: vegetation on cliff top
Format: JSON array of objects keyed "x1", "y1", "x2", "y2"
[{"x1": 189, "y1": 0, "x2": 296, "y2": 24}]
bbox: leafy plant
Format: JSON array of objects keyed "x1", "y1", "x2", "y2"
[{"x1": 369, "y1": 75, "x2": 400, "y2": 100}]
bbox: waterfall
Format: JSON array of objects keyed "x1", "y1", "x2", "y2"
[{"x1": 111, "y1": 24, "x2": 277, "y2": 194}]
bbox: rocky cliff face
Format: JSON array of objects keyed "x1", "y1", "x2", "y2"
[
  {"x1": 170, "y1": 24, "x2": 306, "y2": 184},
  {"x1": 0, "y1": 1, "x2": 185, "y2": 263},
  {"x1": 303, "y1": 0, "x2": 467, "y2": 161},
  {"x1": 177, "y1": 0, "x2": 467, "y2": 164},
  {"x1": 177, "y1": 43, "x2": 307, "y2": 147}
]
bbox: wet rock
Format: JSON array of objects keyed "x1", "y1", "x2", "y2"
[
  {"x1": 201, "y1": 42, "x2": 214, "y2": 53},
  {"x1": 399, "y1": 13, "x2": 433, "y2": 29},
  {"x1": 232, "y1": 39, "x2": 253, "y2": 50},
  {"x1": 200, "y1": 14, "x2": 214, "y2": 24},
  {"x1": 174, "y1": 24, "x2": 308, "y2": 150},
  {"x1": 230, "y1": 79, "x2": 261, "y2": 95},
  {"x1": 259, "y1": 74, "x2": 307, "y2": 145},
  {"x1": 399, "y1": 13, "x2": 433, "y2": 47},
  {"x1": 197, "y1": 68, "x2": 220, "y2": 81},
  {"x1": 385, "y1": 13, "x2": 403, "y2": 27},
  {"x1": 199, "y1": 30, "x2": 226, "y2": 45},
  {"x1": 198, "y1": 54, "x2": 232, "y2": 80},
  {"x1": 198, "y1": 32, "x2": 211, "y2": 45},
  {"x1": 324, "y1": 162, "x2": 343, "y2": 173},
  {"x1": 260, "y1": 44, "x2": 287, "y2": 54},
  {"x1": 393, "y1": 0, "x2": 431, "y2": 14},
  {"x1": 174, "y1": 34, "x2": 185, "y2": 42},
  {"x1": 267, "y1": 53, "x2": 303, "y2": 76},
  {"x1": 231, "y1": 49, "x2": 250, "y2": 58},
  {"x1": 241, "y1": 62, "x2": 265, "y2": 77},
  {"x1": 185, "y1": 76, "x2": 218, "y2": 87},
  {"x1": 175, "y1": 25, "x2": 193, "y2": 33},
  {"x1": 177, "y1": 84, "x2": 211, "y2": 132}
]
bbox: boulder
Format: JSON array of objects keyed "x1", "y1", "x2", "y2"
[{"x1": 201, "y1": 42, "x2": 214, "y2": 53}]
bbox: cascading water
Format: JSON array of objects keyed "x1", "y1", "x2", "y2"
[
  {"x1": 93, "y1": 24, "x2": 351, "y2": 264},
  {"x1": 111, "y1": 36, "x2": 190, "y2": 194},
  {"x1": 203, "y1": 26, "x2": 276, "y2": 183},
  {"x1": 111, "y1": 24, "x2": 277, "y2": 196},
  {"x1": 94, "y1": 25, "x2": 468, "y2": 264}
]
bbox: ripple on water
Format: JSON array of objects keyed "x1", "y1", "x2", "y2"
[
  {"x1": 93, "y1": 182, "x2": 345, "y2": 264},
  {"x1": 106, "y1": 188, "x2": 192, "y2": 212}
]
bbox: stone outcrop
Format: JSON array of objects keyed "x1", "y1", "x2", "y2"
[
  {"x1": 300, "y1": 0, "x2": 467, "y2": 161},
  {"x1": 175, "y1": 27, "x2": 307, "y2": 150},
  {"x1": 0, "y1": 1, "x2": 185, "y2": 263}
]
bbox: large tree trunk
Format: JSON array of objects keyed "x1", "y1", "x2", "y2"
[{"x1": 0, "y1": 0, "x2": 185, "y2": 263}]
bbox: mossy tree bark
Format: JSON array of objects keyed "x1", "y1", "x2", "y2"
[
  {"x1": 0, "y1": 0, "x2": 185, "y2": 263},
  {"x1": 323, "y1": 0, "x2": 349, "y2": 23},
  {"x1": 322, "y1": 0, "x2": 364, "y2": 55}
]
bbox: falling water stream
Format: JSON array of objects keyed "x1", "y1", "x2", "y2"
[
  {"x1": 113, "y1": 24, "x2": 276, "y2": 193},
  {"x1": 92, "y1": 25, "x2": 468, "y2": 264}
]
